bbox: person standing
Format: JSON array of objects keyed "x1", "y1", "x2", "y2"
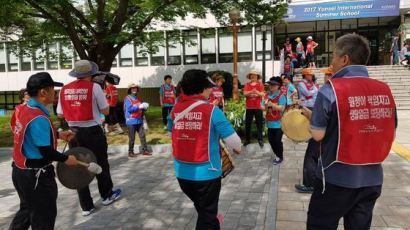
[
  {"x1": 295, "y1": 37, "x2": 305, "y2": 68},
  {"x1": 243, "y1": 70, "x2": 265, "y2": 148},
  {"x1": 124, "y1": 83, "x2": 152, "y2": 157},
  {"x1": 9, "y1": 72, "x2": 79, "y2": 230},
  {"x1": 209, "y1": 73, "x2": 225, "y2": 111},
  {"x1": 104, "y1": 81, "x2": 123, "y2": 135},
  {"x1": 170, "y1": 69, "x2": 241, "y2": 230},
  {"x1": 159, "y1": 75, "x2": 176, "y2": 130},
  {"x1": 283, "y1": 56, "x2": 294, "y2": 78},
  {"x1": 295, "y1": 68, "x2": 320, "y2": 193},
  {"x1": 263, "y1": 77, "x2": 287, "y2": 165},
  {"x1": 304, "y1": 33, "x2": 396, "y2": 229},
  {"x1": 306, "y1": 36, "x2": 319, "y2": 68},
  {"x1": 283, "y1": 37, "x2": 293, "y2": 58},
  {"x1": 390, "y1": 32, "x2": 400, "y2": 65},
  {"x1": 281, "y1": 75, "x2": 297, "y2": 106},
  {"x1": 57, "y1": 60, "x2": 121, "y2": 216}
]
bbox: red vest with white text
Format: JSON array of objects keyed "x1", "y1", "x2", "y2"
[
  {"x1": 60, "y1": 80, "x2": 94, "y2": 122},
  {"x1": 209, "y1": 87, "x2": 224, "y2": 107},
  {"x1": 171, "y1": 95, "x2": 214, "y2": 163},
  {"x1": 161, "y1": 84, "x2": 175, "y2": 105},
  {"x1": 244, "y1": 82, "x2": 264, "y2": 109},
  {"x1": 329, "y1": 77, "x2": 395, "y2": 165},
  {"x1": 105, "y1": 85, "x2": 118, "y2": 107},
  {"x1": 10, "y1": 105, "x2": 57, "y2": 169},
  {"x1": 124, "y1": 96, "x2": 143, "y2": 119},
  {"x1": 265, "y1": 92, "x2": 284, "y2": 121}
]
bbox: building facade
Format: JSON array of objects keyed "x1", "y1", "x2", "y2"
[{"x1": 0, "y1": 0, "x2": 408, "y2": 109}]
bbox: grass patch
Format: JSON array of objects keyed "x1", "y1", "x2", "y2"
[{"x1": 0, "y1": 106, "x2": 171, "y2": 148}]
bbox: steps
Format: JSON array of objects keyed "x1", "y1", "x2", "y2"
[{"x1": 293, "y1": 65, "x2": 410, "y2": 110}]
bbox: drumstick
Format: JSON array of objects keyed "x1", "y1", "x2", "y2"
[{"x1": 77, "y1": 161, "x2": 102, "y2": 174}]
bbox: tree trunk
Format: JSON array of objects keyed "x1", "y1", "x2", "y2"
[{"x1": 87, "y1": 43, "x2": 117, "y2": 72}]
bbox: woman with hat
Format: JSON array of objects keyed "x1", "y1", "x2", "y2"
[
  {"x1": 295, "y1": 37, "x2": 305, "y2": 68},
  {"x1": 243, "y1": 70, "x2": 265, "y2": 148},
  {"x1": 306, "y1": 36, "x2": 319, "y2": 68},
  {"x1": 297, "y1": 68, "x2": 318, "y2": 110},
  {"x1": 209, "y1": 73, "x2": 225, "y2": 111},
  {"x1": 263, "y1": 77, "x2": 287, "y2": 165},
  {"x1": 295, "y1": 67, "x2": 320, "y2": 194},
  {"x1": 124, "y1": 83, "x2": 152, "y2": 157}
]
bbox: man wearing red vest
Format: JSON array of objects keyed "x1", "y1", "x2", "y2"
[
  {"x1": 302, "y1": 34, "x2": 397, "y2": 229},
  {"x1": 170, "y1": 69, "x2": 241, "y2": 229},
  {"x1": 104, "y1": 81, "x2": 123, "y2": 134},
  {"x1": 57, "y1": 60, "x2": 121, "y2": 216},
  {"x1": 243, "y1": 70, "x2": 265, "y2": 148},
  {"x1": 9, "y1": 72, "x2": 79, "y2": 229},
  {"x1": 159, "y1": 75, "x2": 176, "y2": 130}
]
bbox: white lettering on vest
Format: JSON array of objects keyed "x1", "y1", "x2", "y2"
[{"x1": 173, "y1": 112, "x2": 203, "y2": 130}]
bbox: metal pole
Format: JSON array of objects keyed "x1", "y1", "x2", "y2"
[
  {"x1": 232, "y1": 23, "x2": 239, "y2": 101},
  {"x1": 262, "y1": 29, "x2": 267, "y2": 83}
]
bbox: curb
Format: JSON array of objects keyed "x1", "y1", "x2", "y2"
[{"x1": 265, "y1": 159, "x2": 279, "y2": 230}]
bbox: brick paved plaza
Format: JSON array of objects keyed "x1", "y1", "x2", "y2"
[{"x1": 0, "y1": 111, "x2": 409, "y2": 230}]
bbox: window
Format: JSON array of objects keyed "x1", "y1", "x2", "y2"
[
  {"x1": 218, "y1": 28, "x2": 233, "y2": 63},
  {"x1": 151, "y1": 45, "x2": 165, "y2": 66},
  {"x1": 34, "y1": 48, "x2": 45, "y2": 70},
  {"x1": 6, "y1": 44, "x2": 18, "y2": 72},
  {"x1": 256, "y1": 26, "x2": 272, "y2": 61},
  {"x1": 47, "y1": 43, "x2": 58, "y2": 70},
  {"x1": 342, "y1": 19, "x2": 357, "y2": 30},
  {"x1": 120, "y1": 43, "x2": 133, "y2": 67},
  {"x1": 167, "y1": 32, "x2": 182, "y2": 65},
  {"x1": 201, "y1": 29, "x2": 216, "y2": 64},
  {"x1": 60, "y1": 42, "x2": 74, "y2": 69},
  {"x1": 0, "y1": 43, "x2": 6, "y2": 72},
  {"x1": 183, "y1": 30, "x2": 198, "y2": 64},
  {"x1": 21, "y1": 53, "x2": 31, "y2": 71},
  {"x1": 134, "y1": 44, "x2": 149, "y2": 66},
  {"x1": 237, "y1": 27, "x2": 252, "y2": 62}
]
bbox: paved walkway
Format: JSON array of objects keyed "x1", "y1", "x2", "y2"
[
  {"x1": 276, "y1": 111, "x2": 410, "y2": 230},
  {"x1": 0, "y1": 111, "x2": 409, "y2": 229},
  {"x1": 0, "y1": 144, "x2": 278, "y2": 230}
]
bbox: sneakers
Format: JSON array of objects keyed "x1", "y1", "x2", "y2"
[
  {"x1": 295, "y1": 184, "x2": 314, "y2": 193},
  {"x1": 82, "y1": 207, "x2": 95, "y2": 216},
  {"x1": 142, "y1": 150, "x2": 152, "y2": 156},
  {"x1": 272, "y1": 158, "x2": 283, "y2": 165},
  {"x1": 102, "y1": 188, "x2": 122, "y2": 206},
  {"x1": 217, "y1": 213, "x2": 224, "y2": 227},
  {"x1": 258, "y1": 140, "x2": 264, "y2": 148},
  {"x1": 128, "y1": 152, "x2": 138, "y2": 158}
]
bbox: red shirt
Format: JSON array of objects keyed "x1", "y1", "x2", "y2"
[{"x1": 244, "y1": 82, "x2": 264, "y2": 109}]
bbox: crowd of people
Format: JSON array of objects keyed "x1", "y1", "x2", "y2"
[{"x1": 9, "y1": 33, "x2": 397, "y2": 230}]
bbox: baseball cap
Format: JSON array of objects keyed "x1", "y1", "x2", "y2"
[
  {"x1": 26, "y1": 72, "x2": 63, "y2": 93},
  {"x1": 266, "y1": 76, "x2": 282, "y2": 86}
]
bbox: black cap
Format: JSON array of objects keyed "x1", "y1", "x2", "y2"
[
  {"x1": 266, "y1": 76, "x2": 282, "y2": 86},
  {"x1": 27, "y1": 72, "x2": 63, "y2": 92},
  {"x1": 180, "y1": 69, "x2": 216, "y2": 95}
]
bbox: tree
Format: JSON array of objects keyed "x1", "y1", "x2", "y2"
[{"x1": 0, "y1": 0, "x2": 289, "y2": 71}]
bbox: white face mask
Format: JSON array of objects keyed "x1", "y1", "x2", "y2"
[{"x1": 131, "y1": 91, "x2": 138, "y2": 94}]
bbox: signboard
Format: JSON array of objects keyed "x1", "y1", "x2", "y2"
[{"x1": 285, "y1": 0, "x2": 400, "y2": 22}]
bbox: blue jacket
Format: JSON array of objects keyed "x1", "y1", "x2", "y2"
[{"x1": 123, "y1": 95, "x2": 144, "y2": 125}]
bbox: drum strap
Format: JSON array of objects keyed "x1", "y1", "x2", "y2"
[{"x1": 173, "y1": 100, "x2": 205, "y2": 123}]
